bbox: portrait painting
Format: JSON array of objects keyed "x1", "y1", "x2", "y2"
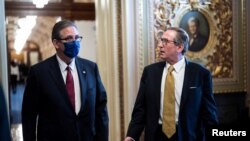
[{"x1": 179, "y1": 10, "x2": 210, "y2": 52}]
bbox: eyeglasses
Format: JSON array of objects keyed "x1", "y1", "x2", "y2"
[
  {"x1": 160, "y1": 38, "x2": 177, "y2": 45},
  {"x1": 58, "y1": 35, "x2": 83, "y2": 42}
]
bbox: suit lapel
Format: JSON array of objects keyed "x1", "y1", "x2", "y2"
[
  {"x1": 48, "y1": 55, "x2": 74, "y2": 110},
  {"x1": 155, "y1": 62, "x2": 166, "y2": 113},
  {"x1": 75, "y1": 57, "x2": 87, "y2": 112},
  {"x1": 179, "y1": 59, "x2": 191, "y2": 114}
]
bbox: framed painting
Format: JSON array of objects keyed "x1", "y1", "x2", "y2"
[{"x1": 179, "y1": 10, "x2": 209, "y2": 52}]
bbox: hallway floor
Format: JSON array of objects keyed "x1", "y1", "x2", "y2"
[
  {"x1": 11, "y1": 124, "x2": 23, "y2": 141},
  {"x1": 10, "y1": 83, "x2": 25, "y2": 141}
]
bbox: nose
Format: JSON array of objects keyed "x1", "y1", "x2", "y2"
[{"x1": 158, "y1": 40, "x2": 163, "y2": 48}]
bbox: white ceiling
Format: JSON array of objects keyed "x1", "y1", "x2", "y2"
[{"x1": 6, "y1": 16, "x2": 58, "y2": 51}]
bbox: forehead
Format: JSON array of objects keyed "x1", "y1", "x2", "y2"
[
  {"x1": 59, "y1": 26, "x2": 79, "y2": 36},
  {"x1": 162, "y1": 30, "x2": 177, "y2": 39},
  {"x1": 188, "y1": 21, "x2": 196, "y2": 25}
]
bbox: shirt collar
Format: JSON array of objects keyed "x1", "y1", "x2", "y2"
[
  {"x1": 166, "y1": 57, "x2": 185, "y2": 73},
  {"x1": 56, "y1": 55, "x2": 76, "y2": 71}
]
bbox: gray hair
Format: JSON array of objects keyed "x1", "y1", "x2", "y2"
[
  {"x1": 187, "y1": 17, "x2": 200, "y2": 27},
  {"x1": 51, "y1": 20, "x2": 77, "y2": 41},
  {"x1": 166, "y1": 27, "x2": 189, "y2": 54}
]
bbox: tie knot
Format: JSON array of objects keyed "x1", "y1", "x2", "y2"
[
  {"x1": 168, "y1": 65, "x2": 174, "y2": 73},
  {"x1": 66, "y1": 66, "x2": 71, "y2": 71}
]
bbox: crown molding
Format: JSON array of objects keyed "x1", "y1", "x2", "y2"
[{"x1": 5, "y1": 1, "x2": 95, "y2": 20}]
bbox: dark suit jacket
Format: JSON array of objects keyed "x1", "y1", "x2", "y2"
[
  {"x1": 189, "y1": 33, "x2": 208, "y2": 52},
  {"x1": 0, "y1": 85, "x2": 11, "y2": 141},
  {"x1": 22, "y1": 55, "x2": 109, "y2": 141},
  {"x1": 126, "y1": 60, "x2": 218, "y2": 141}
]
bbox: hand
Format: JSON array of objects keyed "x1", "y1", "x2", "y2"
[{"x1": 124, "y1": 137, "x2": 135, "y2": 141}]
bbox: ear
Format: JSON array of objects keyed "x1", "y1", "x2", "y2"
[
  {"x1": 177, "y1": 44, "x2": 184, "y2": 53},
  {"x1": 52, "y1": 39, "x2": 60, "y2": 50}
]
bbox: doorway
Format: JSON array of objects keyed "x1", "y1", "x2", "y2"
[{"x1": 7, "y1": 16, "x2": 58, "y2": 141}]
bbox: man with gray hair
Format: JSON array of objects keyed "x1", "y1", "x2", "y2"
[{"x1": 124, "y1": 27, "x2": 218, "y2": 141}]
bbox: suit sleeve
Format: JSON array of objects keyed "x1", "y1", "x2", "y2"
[
  {"x1": 201, "y1": 70, "x2": 219, "y2": 128},
  {"x1": 94, "y1": 64, "x2": 109, "y2": 141},
  {"x1": 22, "y1": 67, "x2": 40, "y2": 141},
  {"x1": 126, "y1": 67, "x2": 148, "y2": 141}
]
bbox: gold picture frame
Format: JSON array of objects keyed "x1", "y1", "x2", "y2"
[{"x1": 174, "y1": 7, "x2": 217, "y2": 60}]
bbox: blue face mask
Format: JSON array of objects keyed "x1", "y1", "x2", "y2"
[{"x1": 63, "y1": 41, "x2": 80, "y2": 58}]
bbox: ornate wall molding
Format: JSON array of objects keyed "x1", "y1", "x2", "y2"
[
  {"x1": 147, "y1": 0, "x2": 157, "y2": 64},
  {"x1": 116, "y1": 0, "x2": 125, "y2": 139},
  {"x1": 246, "y1": 0, "x2": 250, "y2": 113},
  {"x1": 136, "y1": 0, "x2": 146, "y2": 82}
]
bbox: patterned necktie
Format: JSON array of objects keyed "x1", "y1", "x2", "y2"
[
  {"x1": 66, "y1": 66, "x2": 75, "y2": 110},
  {"x1": 162, "y1": 65, "x2": 175, "y2": 138}
]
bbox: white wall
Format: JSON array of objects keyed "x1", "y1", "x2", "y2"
[
  {"x1": 75, "y1": 21, "x2": 97, "y2": 62},
  {"x1": 0, "y1": 0, "x2": 9, "y2": 111}
]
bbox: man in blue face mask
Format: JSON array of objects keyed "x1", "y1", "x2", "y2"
[{"x1": 22, "y1": 20, "x2": 109, "y2": 141}]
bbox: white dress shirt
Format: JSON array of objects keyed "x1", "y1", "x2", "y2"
[
  {"x1": 159, "y1": 57, "x2": 186, "y2": 124},
  {"x1": 56, "y1": 55, "x2": 81, "y2": 114}
]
